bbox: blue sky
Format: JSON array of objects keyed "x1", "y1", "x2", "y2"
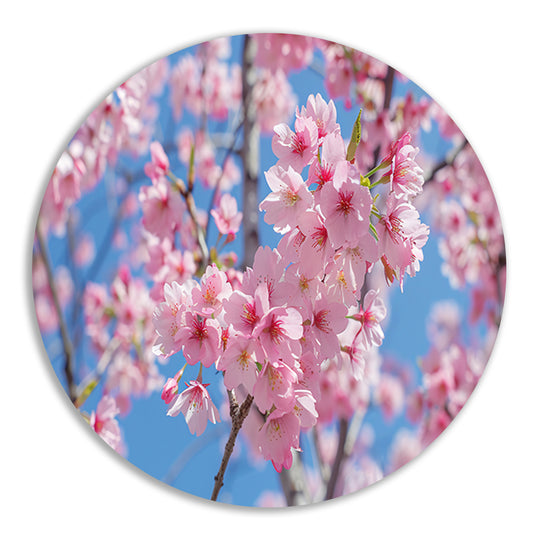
[{"x1": 40, "y1": 34, "x2": 478, "y2": 506}]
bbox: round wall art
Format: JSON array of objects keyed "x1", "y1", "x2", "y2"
[{"x1": 32, "y1": 33, "x2": 505, "y2": 507}]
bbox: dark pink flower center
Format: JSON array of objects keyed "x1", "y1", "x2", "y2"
[{"x1": 336, "y1": 191, "x2": 354, "y2": 216}]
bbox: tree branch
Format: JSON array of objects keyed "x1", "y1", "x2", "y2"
[
  {"x1": 211, "y1": 392, "x2": 253, "y2": 501},
  {"x1": 325, "y1": 418, "x2": 349, "y2": 500},
  {"x1": 425, "y1": 137, "x2": 468, "y2": 183},
  {"x1": 240, "y1": 34, "x2": 260, "y2": 269},
  {"x1": 35, "y1": 223, "x2": 77, "y2": 402}
]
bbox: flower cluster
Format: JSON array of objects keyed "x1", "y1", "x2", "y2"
[{"x1": 152, "y1": 94, "x2": 428, "y2": 471}]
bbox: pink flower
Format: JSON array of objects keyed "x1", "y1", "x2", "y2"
[
  {"x1": 253, "y1": 298, "x2": 303, "y2": 362},
  {"x1": 308, "y1": 132, "x2": 346, "y2": 190},
  {"x1": 174, "y1": 311, "x2": 221, "y2": 367},
  {"x1": 191, "y1": 263, "x2": 232, "y2": 318},
  {"x1": 353, "y1": 290, "x2": 387, "y2": 349},
  {"x1": 161, "y1": 367, "x2": 185, "y2": 404},
  {"x1": 139, "y1": 179, "x2": 185, "y2": 240},
  {"x1": 217, "y1": 336, "x2": 264, "y2": 394},
  {"x1": 300, "y1": 285, "x2": 348, "y2": 361},
  {"x1": 292, "y1": 389, "x2": 318, "y2": 429},
  {"x1": 253, "y1": 360, "x2": 298, "y2": 413},
  {"x1": 73, "y1": 234, "x2": 95, "y2": 266},
  {"x1": 320, "y1": 178, "x2": 373, "y2": 248},
  {"x1": 329, "y1": 233, "x2": 380, "y2": 298},
  {"x1": 167, "y1": 380, "x2": 220, "y2": 436},
  {"x1": 210, "y1": 193, "x2": 242, "y2": 236},
  {"x1": 374, "y1": 374, "x2": 405, "y2": 420},
  {"x1": 272, "y1": 115, "x2": 318, "y2": 173},
  {"x1": 143, "y1": 141, "x2": 169, "y2": 183},
  {"x1": 152, "y1": 281, "x2": 190, "y2": 357},
  {"x1": 296, "y1": 210, "x2": 335, "y2": 278},
  {"x1": 254, "y1": 33, "x2": 315, "y2": 73},
  {"x1": 90, "y1": 396, "x2": 123, "y2": 452},
  {"x1": 253, "y1": 69, "x2": 296, "y2": 134},
  {"x1": 223, "y1": 289, "x2": 260, "y2": 337},
  {"x1": 382, "y1": 132, "x2": 424, "y2": 198},
  {"x1": 377, "y1": 195, "x2": 429, "y2": 285},
  {"x1": 259, "y1": 165, "x2": 314, "y2": 233},
  {"x1": 257, "y1": 410, "x2": 300, "y2": 472},
  {"x1": 241, "y1": 246, "x2": 288, "y2": 306},
  {"x1": 298, "y1": 93, "x2": 340, "y2": 142}
]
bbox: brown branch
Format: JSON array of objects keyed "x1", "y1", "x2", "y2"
[
  {"x1": 210, "y1": 392, "x2": 254, "y2": 501},
  {"x1": 240, "y1": 34, "x2": 260, "y2": 269},
  {"x1": 325, "y1": 418, "x2": 349, "y2": 500},
  {"x1": 425, "y1": 137, "x2": 468, "y2": 183},
  {"x1": 35, "y1": 222, "x2": 77, "y2": 402},
  {"x1": 278, "y1": 450, "x2": 310, "y2": 506}
]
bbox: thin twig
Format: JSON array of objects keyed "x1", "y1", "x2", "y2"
[
  {"x1": 35, "y1": 222, "x2": 77, "y2": 402},
  {"x1": 211, "y1": 393, "x2": 254, "y2": 501},
  {"x1": 73, "y1": 337, "x2": 121, "y2": 408},
  {"x1": 425, "y1": 137, "x2": 468, "y2": 183}
]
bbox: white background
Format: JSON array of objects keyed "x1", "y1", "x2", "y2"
[{"x1": 2, "y1": 1, "x2": 532, "y2": 531}]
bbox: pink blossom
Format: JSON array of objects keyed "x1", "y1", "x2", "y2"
[
  {"x1": 90, "y1": 396, "x2": 123, "y2": 453},
  {"x1": 217, "y1": 336, "x2": 263, "y2": 394},
  {"x1": 211, "y1": 193, "x2": 242, "y2": 236},
  {"x1": 296, "y1": 210, "x2": 336, "y2": 278},
  {"x1": 223, "y1": 289, "x2": 260, "y2": 337},
  {"x1": 308, "y1": 132, "x2": 346, "y2": 190},
  {"x1": 191, "y1": 264, "x2": 232, "y2": 317},
  {"x1": 406, "y1": 389, "x2": 424, "y2": 424},
  {"x1": 139, "y1": 179, "x2": 185, "y2": 240},
  {"x1": 253, "y1": 296, "x2": 303, "y2": 362},
  {"x1": 388, "y1": 430, "x2": 422, "y2": 472},
  {"x1": 167, "y1": 380, "x2": 220, "y2": 436},
  {"x1": 293, "y1": 389, "x2": 318, "y2": 429},
  {"x1": 253, "y1": 360, "x2": 298, "y2": 413},
  {"x1": 353, "y1": 289, "x2": 387, "y2": 349},
  {"x1": 300, "y1": 285, "x2": 348, "y2": 361},
  {"x1": 174, "y1": 311, "x2": 221, "y2": 367},
  {"x1": 329, "y1": 233, "x2": 380, "y2": 298},
  {"x1": 382, "y1": 132, "x2": 424, "y2": 198},
  {"x1": 152, "y1": 281, "x2": 191, "y2": 357},
  {"x1": 254, "y1": 33, "x2": 315, "y2": 73},
  {"x1": 257, "y1": 410, "x2": 300, "y2": 472},
  {"x1": 143, "y1": 141, "x2": 169, "y2": 183},
  {"x1": 374, "y1": 374, "x2": 405, "y2": 420},
  {"x1": 73, "y1": 234, "x2": 95, "y2": 266},
  {"x1": 377, "y1": 195, "x2": 429, "y2": 285},
  {"x1": 241, "y1": 246, "x2": 288, "y2": 306},
  {"x1": 298, "y1": 93, "x2": 340, "y2": 141},
  {"x1": 253, "y1": 69, "x2": 296, "y2": 134},
  {"x1": 272, "y1": 116, "x2": 318, "y2": 173},
  {"x1": 320, "y1": 178, "x2": 373, "y2": 248},
  {"x1": 259, "y1": 165, "x2": 314, "y2": 233},
  {"x1": 161, "y1": 376, "x2": 180, "y2": 404}
]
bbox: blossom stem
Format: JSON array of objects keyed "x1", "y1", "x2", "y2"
[{"x1": 211, "y1": 393, "x2": 254, "y2": 501}]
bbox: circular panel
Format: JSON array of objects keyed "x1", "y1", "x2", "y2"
[{"x1": 32, "y1": 33, "x2": 505, "y2": 506}]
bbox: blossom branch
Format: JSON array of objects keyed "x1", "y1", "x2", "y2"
[
  {"x1": 425, "y1": 137, "x2": 469, "y2": 183},
  {"x1": 325, "y1": 418, "x2": 349, "y2": 500},
  {"x1": 35, "y1": 222, "x2": 77, "y2": 401},
  {"x1": 74, "y1": 337, "x2": 121, "y2": 408},
  {"x1": 211, "y1": 392, "x2": 254, "y2": 501},
  {"x1": 240, "y1": 34, "x2": 260, "y2": 268}
]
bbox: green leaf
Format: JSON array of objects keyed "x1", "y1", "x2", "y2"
[{"x1": 346, "y1": 109, "x2": 362, "y2": 162}]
